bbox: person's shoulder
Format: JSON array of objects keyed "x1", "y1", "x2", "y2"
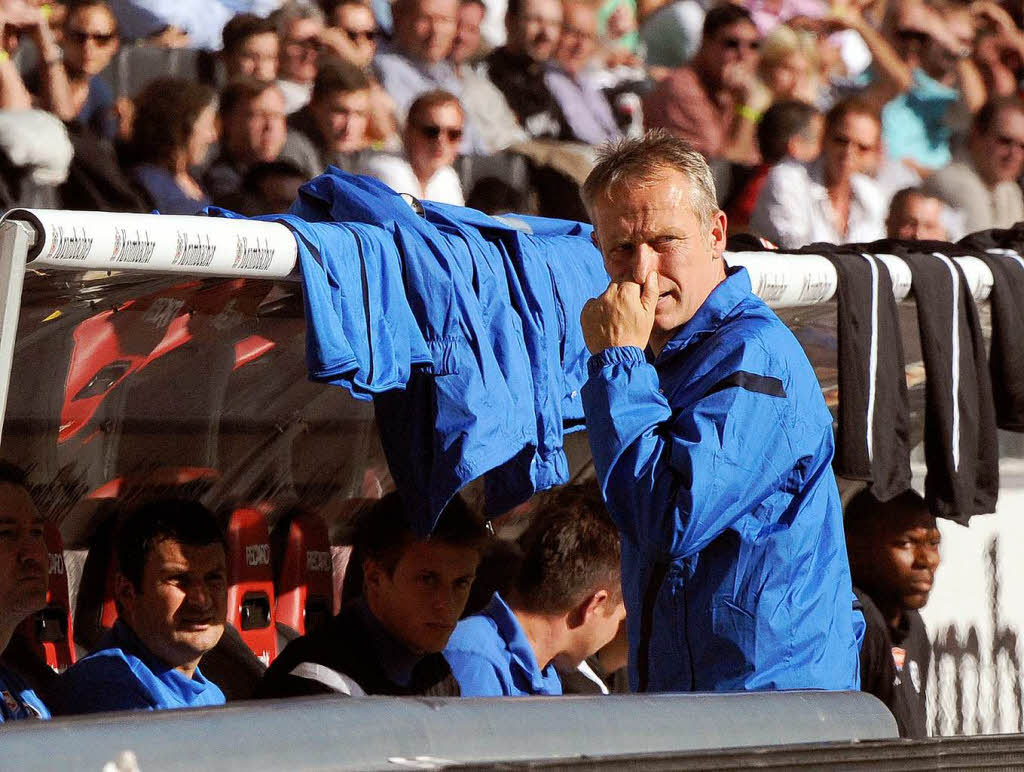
[
  {"x1": 445, "y1": 612, "x2": 504, "y2": 657},
  {"x1": 58, "y1": 647, "x2": 153, "y2": 711},
  {"x1": 853, "y1": 587, "x2": 888, "y2": 629}
]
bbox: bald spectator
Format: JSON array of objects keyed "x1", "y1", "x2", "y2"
[
  {"x1": 484, "y1": 0, "x2": 570, "y2": 139},
  {"x1": 922, "y1": 98, "x2": 1024, "y2": 233},
  {"x1": 450, "y1": 0, "x2": 528, "y2": 152},
  {"x1": 750, "y1": 98, "x2": 886, "y2": 248},
  {"x1": 886, "y1": 188, "x2": 949, "y2": 241},
  {"x1": 204, "y1": 79, "x2": 319, "y2": 206},
  {"x1": 275, "y1": 1, "x2": 327, "y2": 113},
  {"x1": 544, "y1": 0, "x2": 621, "y2": 145},
  {"x1": 643, "y1": 4, "x2": 766, "y2": 163},
  {"x1": 289, "y1": 57, "x2": 372, "y2": 173},
  {"x1": 221, "y1": 14, "x2": 280, "y2": 83},
  {"x1": 372, "y1": 0, "x2": 462, "y2": 121}
]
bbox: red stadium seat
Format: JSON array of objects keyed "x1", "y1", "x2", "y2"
[
  {"x1": 224, "y1": 508, "x2": 277, "y2": 666},
  {"x1": 274, "y1": 512, "x2": 333, "y2": 637},
  {"x1": 17, "y1": 521, "x2": 76, "y2": 672}
]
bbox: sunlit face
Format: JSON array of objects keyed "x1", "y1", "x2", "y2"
[
  {"x1": 974, "y1": 108, "x2": 1024, "y2": 186},
  {"x1": 117, "y1": 538, "x2": 227, "y2": 673},
  {"x1": 63, "y1": 5, "x2": 120, "y2": 77},
  {"x1": 364, "y1": 540, "x2": 480, "y2": 654},
  {"x1": 450, "y1": 1, "x2": 484, "y2": 65},
  {"x1": 555, "y1": 2, "x2": 597, "y2": 77},
  {"x1": 186, "y1": 103, "x2": 219, "y2": 168},
  {"x1": 887, "y1": 193, "x2": 947, "y2": 241},
  {"x1": 823, "y1": 111, "x2": 880, "y2": 184},
  {"x1": 405, "y1": 101, "x2": 464, "y2": 179},
  {"x1": 396, "y1": 0, "x2": 458, "y2": 64},
  {"x1": 312, "y1": 88, "x2": 371, "y2": 153},
  {"x1": 280, "y1": 17, "x2": 323, "y2": 83},
  {"x1": 508, "y1": 0, "x2": 562, "y2": 63},
  {"x1": 332, "y1": 3, "x2": 378, "y2": 69},
  {"x1": 225, "y1": 31, "x2": 279, "y2": 82},
  {"x1": 590, "y1": 168, "x2": 728, "y2": 354},
  {"x1": 0, "y1": 484, "x2": 48, "y2": 626}
]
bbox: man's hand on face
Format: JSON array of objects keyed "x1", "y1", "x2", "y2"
[{"x1": 581, "y1": 271, "x2": 659, "y2": 354}]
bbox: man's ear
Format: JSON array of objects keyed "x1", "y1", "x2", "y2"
[
  {"x1": 710, "y1": 209, "x2": 728, "y2": 257},
  {"x1": 362, "y1": 557, "x2": 385, "y2": 590},
  {"x1": 570, "y1": 589, "x2": 609, "y2": 629},
  {"x1": 114, "y1": 573, "x2": 137, "y2": 621}
]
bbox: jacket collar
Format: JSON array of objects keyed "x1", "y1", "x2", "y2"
[
  {"x1": 655, "y1": 265, "x2": 751, "y2": 362},
  {"x1": 485, "y1": 592, "x2": 557, "y2": 693}
]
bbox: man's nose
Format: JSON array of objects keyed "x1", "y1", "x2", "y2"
[{"x1": 630, "y1": 244, "x2": 657, "y2": 284}]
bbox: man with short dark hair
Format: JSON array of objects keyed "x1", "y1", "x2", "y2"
[
  {"x1": 289, "y1": 57, "x2": 373, "y2": 172},
  {"x1": 0, "y1": 462, "x2": 51, "y2": 723},
  {"x1": 444, "y1": 483, "x2": 624, "y2": 697},
  {"x1": 56, "y1": 499, "x2": 228, "y2": 713},
  {"x1": 643, "y1": 4, "x2": 765, "y2": 162},
  {"x1": 204, "y1": 78, "x2": 319, "y2": 206},
  {"x1": 221, "y1": 13, "x2": 280, "y2": 83},
  {"x1": 886, "y1": 187, "x2": 948, "y2": 240},
  {"x1": 257, "y1": 493, "x2": 488, "y2": 697},
  {"x1": 845, "y1": 489, "x2": 940, "y2": 738},
  {"x1": 750, "y1": 97, "x2": 887, "y2": 248},
  {"x1": 922, "y1": 97, "x2": 1024, "y2": 232},
  {"x1": 484, "y1": 0, "x2": 569, "y2": 139}
]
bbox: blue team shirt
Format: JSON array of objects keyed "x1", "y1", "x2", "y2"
[
  {"x1": 444, "y1": 593, "x2": 562, "y2": 697},
  {"x1": 57, "y1": 621, "x2": 225, "y2": 714},
  {"x1": 0, "y1": 664, "x2": 49, "y2": 723}
]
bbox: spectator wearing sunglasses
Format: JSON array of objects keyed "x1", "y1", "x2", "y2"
[
  {"x1": 921, "y1": 97, "x2": 1024, "y2": 232},
  {"x1": 361, "y1": 90, "x2": 466, "y2": 205},
  {"x1": 643, "y1": 3, "x2": 766, "y2": 164},
  {"x1": 750, "y1": 97, "x2": 886, "y2": 249},
  {"x1": 326, "y1": 0, "x2": 380, "y2": 69}
]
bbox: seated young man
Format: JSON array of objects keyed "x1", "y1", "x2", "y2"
[
  {"x1": 0, "y1": 462, "x2": 51, "y2": 722},
  {"x1": 444, "y1": 483, "x2": 624, "y2": 697},
  {"x1": 57, "y1": 499, "x2": 228, "y2": 713},
  {"x1": 845, "y1": 488, "x2": 940, "y2": 739},
  {"x1": 257, "y1": 493, "x2": 488, "y2": 698}
]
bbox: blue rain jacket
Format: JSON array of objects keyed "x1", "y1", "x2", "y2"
[
  {"x1": 213, "y1": 169, "x2": 607, "y2": 527},
  {"x1": 582, "y1": 266, "x2": 861, "y2": 692}
]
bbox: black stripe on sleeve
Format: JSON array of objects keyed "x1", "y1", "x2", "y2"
[{"x1": 702, "y1": 370, "x2": 787, "y2": 400}]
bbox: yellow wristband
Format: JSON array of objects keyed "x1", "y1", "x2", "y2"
[
  {"x1": 41, "y1": 4, "x2": 53, "y2": 19},
  {"x1": 0, "y1": 51, "x2": 10, "y2": 63},
  {"x1": 736, "y1": 104, "x2": 762, "y2": 123}
]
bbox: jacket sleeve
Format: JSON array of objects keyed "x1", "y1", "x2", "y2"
[{"x1": 581, "y1": 339, "x2": 800, "y2": 560}]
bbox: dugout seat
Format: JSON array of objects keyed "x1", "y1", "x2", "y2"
[
  {"x1": 273, "y1": 510, "x2": 333, "y2": 639},
  {"x1": 224, "y1": 508, "x2": 277, "y2": 666},
  {"x1": 16, "y1": 521, "x2": 75, "y2": 672}
]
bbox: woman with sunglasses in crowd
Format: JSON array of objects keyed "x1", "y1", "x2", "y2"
[{"x1": 360, "y1": 89, "x2": 465, "y2": 205}]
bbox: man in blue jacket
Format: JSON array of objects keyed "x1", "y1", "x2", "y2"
[
  {"x1": 579, "y1": 130, "x2": 861, "y2": 692},
  {"x1": 57, "y1": 499, "x2": 227, "y2": 713}
]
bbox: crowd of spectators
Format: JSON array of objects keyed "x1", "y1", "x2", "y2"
[{"x1": 0, "y1": 0, "x2": 1019, "y2": 241}]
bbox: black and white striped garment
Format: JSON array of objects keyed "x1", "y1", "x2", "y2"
[
  {"x1": 816, "y1": 246, "x2": 913, "y2": 502},
  {"x1": 959, "y1": 229, "x2": 1024, "y2": 431},
  {"x1": 892, "y1": 241, "x2": 999, "y2": 524}
]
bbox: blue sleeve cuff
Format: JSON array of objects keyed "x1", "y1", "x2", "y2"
[{"x1": 587, "y1": 346, "x2": 648, "y2": 377}]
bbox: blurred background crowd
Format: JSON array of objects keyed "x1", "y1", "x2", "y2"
[{"x1": 0, "y1": 0, "x2": 1023, "y2": 245}]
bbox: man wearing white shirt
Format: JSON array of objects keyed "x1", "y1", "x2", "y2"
[{"x1": 750, "y1": 97, "x2": 886, "y2": 248}]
